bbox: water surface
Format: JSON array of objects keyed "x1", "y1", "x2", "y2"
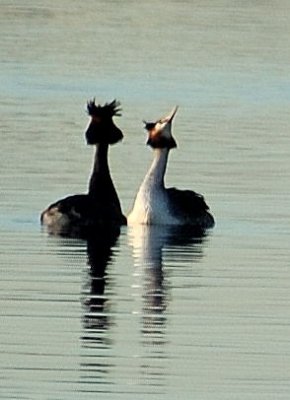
[{"x1": 1, "y1": 1, "x2": 290, "y2": 399}]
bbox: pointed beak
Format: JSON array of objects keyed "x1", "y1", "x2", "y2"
[{"x1": 164, "y1": 106, "x2": 178, "y2": 124}]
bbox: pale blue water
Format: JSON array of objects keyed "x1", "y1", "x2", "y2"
[{"x1": 1, "y1": 1, "x2": 290, "y2": 399}]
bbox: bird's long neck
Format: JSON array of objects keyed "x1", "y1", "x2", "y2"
[
  {"x1": 142, "y1": 148, "x2": 170, "y2": 190},
  {"x1": 88, "y1": 144, "x2": 118, "y2": 201}
]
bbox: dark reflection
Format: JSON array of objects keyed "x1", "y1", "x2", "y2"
[
  {"x1": 44, "y1": 223, "x2": 208, "y2": 391},
  {"x1": 79, "y1": 227, "x2": 121, "y2": 387},
  {"x1": 43, "y1": 226, "x2": 119, "y2": 384},
  {"x1": 45, "y1": 226, "x2": 120, "y2": 338},
  {"x1": 129, "y1": 224, "x2": 206, "y2": 337},
  {"x1": 81, "y1": 227, "x2": 120, "y2": 340}
]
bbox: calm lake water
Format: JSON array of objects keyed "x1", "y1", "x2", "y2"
[{"x1": 1, "y1": 1, "x2": 290, "y2": 399}]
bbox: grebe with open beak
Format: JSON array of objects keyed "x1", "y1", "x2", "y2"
[{"x1": 127, "y1": 106, "x2": 214, "y2": 230}]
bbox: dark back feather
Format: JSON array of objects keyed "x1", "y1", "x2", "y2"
[{"x1": 167, "y1": 187, "x2": 210, "y2": 218}]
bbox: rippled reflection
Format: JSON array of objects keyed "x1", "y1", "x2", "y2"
[
  {"x1": 78, "y1": 228, "x2": 120, "y2": 389},
  {"x1": 127, "y1": 225, "x2": 207, "y2": 392},
  {"x1": 81, "y1": 230, "x2": 119, "y2": 336},
  {"x1": 77, "y1": 225, "x2": 207, "y2": 393},
  {"x1": 45, "y1": 227, "x2": 121, "y2": 389},
  {"x1": 128, "y1": 225, "x2": 205, "y2": 338}
]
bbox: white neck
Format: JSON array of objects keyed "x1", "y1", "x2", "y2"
[
  {"x1": 128, "y1": 147, "x2": 175, "y2": 225},
  {"x1": 142, "y1": 148, "x2": 170, "y2": 190}
]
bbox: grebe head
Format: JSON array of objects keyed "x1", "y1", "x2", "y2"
[
  {"x1": 144, "y1": 106, "x2": 178, "y2": 149},
  {"x1": 85, "y1": 99, "x2": 123, "y2": 145}
]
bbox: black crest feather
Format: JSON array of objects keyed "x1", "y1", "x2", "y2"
[
  {"x1": 143, "y1": 121, "x2": 156, "y2": 131},
  {"x1": 87, "y1": 99, "x2": 122, "y2": 118}
]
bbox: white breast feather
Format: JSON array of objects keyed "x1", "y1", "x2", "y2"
[{"x1": 128, "y1": 184, "x2": 178, "y2": 225}]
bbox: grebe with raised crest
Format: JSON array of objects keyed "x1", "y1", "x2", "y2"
[
  {"x1": 127, "y1": 106, "x2": 214, "y2": 230},
  {"x1": 41, "y1": 99, "x2": 126, "y2": 237}
]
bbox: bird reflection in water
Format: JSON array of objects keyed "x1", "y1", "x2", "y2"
[
  {"x1": 43, "y1": 227, "x2": 120, "y2": 385},
  {"x1": 128, "y1": 224, "x2": 206, "y2": 388},
  {"x1": 79, "y1": 227, "x2": 120, "y2": 387},
  {"x1": 81, "y1": 227, "x2": 120, "y2": 342},
  {"x1": 128, "y1": 224, "x2": 206, "y2": 341}
]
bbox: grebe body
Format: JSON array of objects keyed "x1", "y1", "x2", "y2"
[
  {"x1": 41, "y1": 100, "x2": 126, "y2": 237},
  {"x1": 127, "y1": 106, "x2": 214, "y2": 230}
]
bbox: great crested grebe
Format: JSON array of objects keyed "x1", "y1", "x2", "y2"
[
  {"x1": 41, "y1": 99, "x2": 126, "y2": 237},
  {"x1": 127, "y1": 106, "x2": 214, "y2": 229}
]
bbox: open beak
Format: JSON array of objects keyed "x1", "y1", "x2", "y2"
[{"x1": 163, "y1": 106, "x2": 178, "y2": 124}]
